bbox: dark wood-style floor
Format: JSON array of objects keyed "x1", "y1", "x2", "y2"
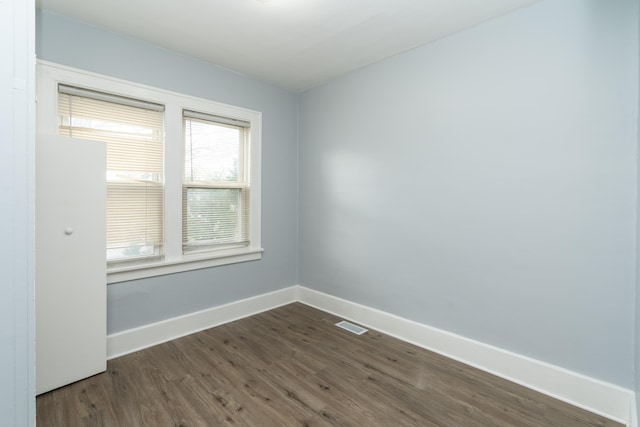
[{"x1": 37, "y1": 303, "x2": 622, "y2": 426}]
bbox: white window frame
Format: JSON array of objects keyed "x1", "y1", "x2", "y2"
[{"x1": 37, "y1": 61, "x2": 263, "y2": 284}]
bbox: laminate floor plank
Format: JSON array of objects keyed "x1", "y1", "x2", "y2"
[{"x1": 37, "y1": 303, "x2": 623, "y2": 427}]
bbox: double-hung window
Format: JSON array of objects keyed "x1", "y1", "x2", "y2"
[
  {"x1": 37, "y1": 61, "x2": 262, "y2": 283},
  {"x1": 183, "y1": 111, "x2": 250, "y2": 253},
  {"x1": 58, "y1": 85, "x2": 165, "y2": 265}
]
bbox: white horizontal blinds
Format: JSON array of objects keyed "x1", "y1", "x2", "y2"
[
  {"x1": 183, "y1": 110, "x2": 250, "y2": 252},
  {"x1": 58, "y1": 85, "x2": 165, "y2": 263}
]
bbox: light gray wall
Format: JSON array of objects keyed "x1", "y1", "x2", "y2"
[
  {"x1": 2, "y1": 0, "x2": 35, "y2": 425},
  {"x1": 36, "y1": 9, "x2": 299, "y2": 334},
  {"x1": 299, "y1": 0, "x2": 638, "y2": 388}
]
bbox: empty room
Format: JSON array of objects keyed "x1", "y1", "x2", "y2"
[{"x1": 3, "y1": 0, "x2": 640, "y2": 426}]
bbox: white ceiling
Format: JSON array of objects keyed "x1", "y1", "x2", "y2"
[{"x1": 37, "y1": 0, "x2": 539, "y2": 92}]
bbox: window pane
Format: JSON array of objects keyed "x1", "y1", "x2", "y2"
[
  {"x1": 182, "y1": 188, "x2": 249, "y2": 251},
  {"x1": 184, "y1": 117, "x2": 242, "y2": 183},
  {"x1": 107, "y1": 183, "x2": 164, "y2": 261}
]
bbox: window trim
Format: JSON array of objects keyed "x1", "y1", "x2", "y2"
[{"x1": 37, "y1": 61, "x2": 263, "y2": 284}]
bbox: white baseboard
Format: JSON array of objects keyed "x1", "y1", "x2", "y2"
[
  {"x1": 296, "y1": 286, "x2": 634, "y2": 426},
  {"x1": 106, "y1": 284, "x2": 634, "y2": 425},
  {"x1": 107, "y1": 286, "x2": 299, "y2": 359}
]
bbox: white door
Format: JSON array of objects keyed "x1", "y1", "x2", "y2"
[{"x1": 36, "y1": 135, "x2": 107, "y2": 395}]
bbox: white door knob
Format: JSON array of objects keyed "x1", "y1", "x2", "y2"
[{"x1": 64, "y1": 227, "x2": 74, "y2": 235}]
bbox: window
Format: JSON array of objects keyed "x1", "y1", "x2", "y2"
[
  {"x1": 58, "y1": 85, "x2": 165, "y2": 265},
  {"x1": 183, "y1": 111, "x2": 250, "y2": 253},
  {"x1": 38, "y1": 61, "x2": 262, "y2": 283}
]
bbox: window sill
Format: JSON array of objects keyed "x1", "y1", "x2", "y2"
[{"x1": 106, "y1": 247, "x2": 264, "y2": 284}]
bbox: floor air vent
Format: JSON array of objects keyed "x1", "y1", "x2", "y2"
[{"x1": 335, "y1": 320, "x2": 368, "y2": 335}]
